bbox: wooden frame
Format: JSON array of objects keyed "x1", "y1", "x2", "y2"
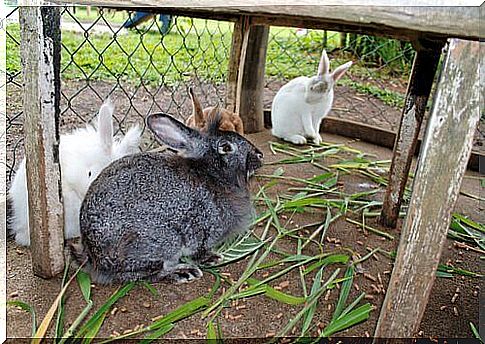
[{"x1": 18, "y1": 3, "x2": 482, "y2": 337}]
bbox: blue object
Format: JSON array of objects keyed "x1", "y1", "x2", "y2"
[{"x1": 122, "y1": 11, "x2": 172, "y2": 34}]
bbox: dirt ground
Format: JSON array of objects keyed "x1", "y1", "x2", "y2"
[
  {"x1": 6, "y1": 128, "x2": 483, "y2": 340},
  {"x1": 5, "y1": 73, "x2": 484, "y2": 340}
]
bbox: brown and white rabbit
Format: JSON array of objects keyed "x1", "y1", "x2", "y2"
[{"x1": 185, "y1": 87, "x2": 244, "y2": 135}]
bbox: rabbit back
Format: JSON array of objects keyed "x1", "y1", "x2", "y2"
[{"x1": 80, "y1": 152, "x2": 253, "y2": 281}]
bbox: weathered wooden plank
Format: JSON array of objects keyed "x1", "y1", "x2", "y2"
[
  {"x1": 379, "y1": 39, "x2": 444, "y2": 228},
  {"x1": 50, "y1": 1, "x2": 481, "y2": 41},
  {"x1": 373, "y1": 39, "x2": 481, "y2": 339},
  {"x1": 236, "y1": 24, "x2": 269, "y2": 133},
  {"x1": 226, "y1": 16, "x2": 250, "y2": 113},
  {"x1": 19, "y1": 7, "x2": 64, "y2": 278}
]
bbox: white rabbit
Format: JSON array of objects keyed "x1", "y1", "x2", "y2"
[
  {"x1": 8, "y1": 99, "x2": 142, "y2": 246},
  {"x1": 271, "y1": 49, "x2": 352, "y2": 145}
]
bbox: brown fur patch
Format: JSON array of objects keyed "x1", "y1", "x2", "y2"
[{"x1": 186, "y1": 88, "x2": 244, "y2": 135}]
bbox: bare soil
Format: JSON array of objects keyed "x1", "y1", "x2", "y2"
[
  {"x1": 5, "y1": 80, "x2": 483, "y2": 340},
  {"x1": 6, "y1": 129, "x2": 483, "y2": 340}
]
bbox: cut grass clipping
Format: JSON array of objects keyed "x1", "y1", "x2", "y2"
[{"x1": 7, "y1": 139, "x2": 481, "y2": 340}]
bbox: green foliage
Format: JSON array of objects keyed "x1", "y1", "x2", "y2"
[
  {"x1": 7, "y1": 20, "x2": 410, "y2": 108},
  {"x1": 347, "y1": 34, "x2": 414, "y2": 73}
]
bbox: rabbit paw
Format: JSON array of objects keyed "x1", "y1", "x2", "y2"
[
  {"x1": 287, "y1": 135, "x2": 307, "y2": 145},
  {"x1": 195, "y1": 252, "x2": 223, "y2": 267},
  {"x1": 169, "y1": 264, "x2": 203, "y2": 284},
  {"x1": 310, "y1": 134, "x2": 322, "y2": 145}
]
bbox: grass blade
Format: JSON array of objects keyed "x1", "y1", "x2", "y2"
[
  {"x1": 55, "y1": 261, "x2": 71, "y2": 338},
  {"x1": 32, "y1": 264, "x2": 84, "y2": 343},
  {"x1": 76, "y1": 270, "x2": 92, "y2": 303},
  {"x1": 470, "y1": 322, "x2": 484, "y2": 343},
  {"x1": 76, "y1": 282, "x2": 136, "y2": 340},
  {"x1": 58, "y1": 300, "x2": 93, "y2": 344},
  {"x1": 303, "y1": 254, "x2": 349, "y2": 275},
  {"x1": 320, "y1": 303, "x2": 372, "y2": 337},
  {"x1": 7, "y1": 300, "x2": 36, "y2": 337},
  {"x1": 301, "y1": 265, "x2": 325, "y2": 336},
  {"x1": 207, "y1": 320, "x2": 217, "y2": 341},
  {"x1": 332, "y1": 265, "x2": 354, "y2": 321},
  {"x1": 274, "y1": 269, "x2": 341, "y2": 339},
  {"x1": 139, "y1": 324, "x2": 175, "y2": 344},
  {"x1": 142, "y1": 282, "x2": 160, "y2": 297},
  {"x1": 99, "y1": 296, "x2": 210, "y2": 343},
  {"x1": 246, "y1": 278, "x2": 306, "y2": 305}
]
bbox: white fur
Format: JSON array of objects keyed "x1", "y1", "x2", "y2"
[
  {"x1": 271, "y1": 49, "x2": 352, "y2": 145},
  {"x1": 8, "y1": 99, "x2": 142, "y2": 246}
]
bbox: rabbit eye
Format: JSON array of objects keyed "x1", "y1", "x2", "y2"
[
  {"x1": 217, "y1": 141, "x2": 235, "y2": 155},
  {"x1": 88, "y1": 171, "x2": 92, "y2": 178}
]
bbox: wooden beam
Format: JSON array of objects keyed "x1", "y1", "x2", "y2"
[
  {"x1": 236, "y1": 24, "x2": 269, "y2": 133},
  {"x1": 19, "y1": 7, "x2": 64, "y2": 278},
  {"x1": 50, "y1": 2, "x2": 482, "y2": 41},
  {"x1": 226, "y1": 16, "x2": 250, "y2": 113},
  {"x1": 379, "y1": 38, "x2": 445, "y2": 228},
  {"x1": 373, "y1": 39, "x2": 481, "y2": 339}
]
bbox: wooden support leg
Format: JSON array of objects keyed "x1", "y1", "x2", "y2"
[
  {"x1": 374, "y1": 39, "x2": 481, "y2": 339},
  {"x1": 235, "y1": 24, "x2": 269, "y2": 134},
  {"x1": 20, "y1": 7, "x2": 64, "y2": 278},
  {"x1": 379, "y1": 39, "x2": 444, "y2": 228},
  {"x1": 0, "y1": 24, "x2": 6, "y2": 341},
  {"x1": 226, "y1": 16, "x2": 250, "y2": 113}
]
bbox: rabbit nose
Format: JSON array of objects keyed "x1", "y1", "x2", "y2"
[{"x1": 256, "y1": 152, "x2": 263, "y2": 161}]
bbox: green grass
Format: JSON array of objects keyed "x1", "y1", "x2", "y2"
[{"x1": 6, "y1": 15, "x2": 407, "y2": 107}]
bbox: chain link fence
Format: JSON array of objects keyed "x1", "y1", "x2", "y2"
[{"x1": 4, "y1": 6, "x2": 483, "y2": 185}]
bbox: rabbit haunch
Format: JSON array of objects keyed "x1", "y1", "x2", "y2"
[
  {"x1": 271, "y1": 49, "x2": 352, "y2": 145},
  {"x1": 8, "y1": 99, "x2": 142, "y2": 246},
  {"x1": 73, "y1": 112, "x2": 263, "y2": 285}
]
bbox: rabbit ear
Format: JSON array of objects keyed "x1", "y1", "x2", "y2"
[
  {"x1": 114, "y1": 125, "x2": 142, "y2": 158},
  {"x1": 188, "y1": 87, "x2": 205, "y2": 127},
  {"x1": 147, "y1": 113, "x2": 205, "y2": 158},
  {"x1": 97, "y1": 98, "x2": 114, "y2": 154},
  {"x1": 331, "y1": 61, "x2": 353, "y2": 82},
  {"x1": 205, "y1": 105, "x2": 222, "y2": 135},
  {"x1": 317, "y1": 49, "x2": 330, "y2": 76}
]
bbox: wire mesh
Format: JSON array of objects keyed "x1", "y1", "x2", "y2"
[{"x1": 4, "y1": 5, "x2": 483, "y2": 186}]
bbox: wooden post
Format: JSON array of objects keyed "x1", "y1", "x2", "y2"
[
  {"x1": 339, "y1": 32, "x2": 347, "y2": 48},
  {"x1": 0, "y1": 18, "x2": 6, "y2": 341},
  {"x1": 235, "y1": 24, "x2": 269, "y2": 133},
  {"x1": 379, "y1": 38, "x2": 444, "y2": 228},
  {"x1": 226, "y1": 16, "x2": 250, "y2": 113},
  {"x1": 374, "y1": 39, "x2": 481, "y2": 339},
  {"x1": 20, "y1": 7, "x2": 64, "y2": 278}
]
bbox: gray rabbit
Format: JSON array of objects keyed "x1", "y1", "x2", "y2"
[{"x1": 72, "y1": 112, "x2": 263, "y2": 284}]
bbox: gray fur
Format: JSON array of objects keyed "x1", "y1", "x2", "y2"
[{"x1": 74, "y1": 112, "x2": 263, "y2": 284}]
